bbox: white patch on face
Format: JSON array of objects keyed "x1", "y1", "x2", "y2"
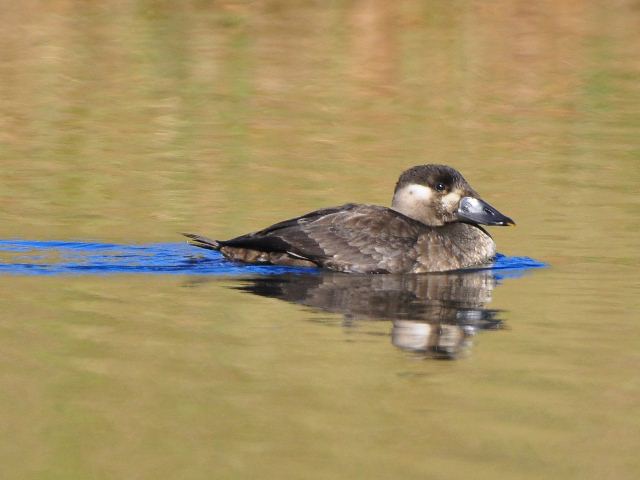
[
  {"x1": 391, "y1": 184, "x2": 432, "y2": 211},
  {"x1": 391, "y1": 183, "x2": 453, "y2": 225},
  {"x1": 406, "y1": 184, "x2": 432, "y2": 201},
  {"x1": 441, "y1": 191, "x2": 462, "y2": 210}
]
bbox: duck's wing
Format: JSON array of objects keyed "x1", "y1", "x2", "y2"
[{"x1": 220, "y1": 204, "x2": 424, "y2": 273}]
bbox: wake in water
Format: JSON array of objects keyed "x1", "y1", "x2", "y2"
[{"x1": 0, "y1": 240, "x2": 546, "y2": 277}]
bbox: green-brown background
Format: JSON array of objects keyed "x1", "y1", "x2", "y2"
[{"x1": 1, "y1": 1, "x2": 639, "y2": 479}]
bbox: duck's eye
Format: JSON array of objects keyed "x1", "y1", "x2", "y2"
[{"x1": 434, "y1": 182, "x2": 446, "y2": 192}]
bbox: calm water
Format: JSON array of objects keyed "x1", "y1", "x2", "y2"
[{"x1": 1, "y1": 1, "x2": 639, "y2": 479}]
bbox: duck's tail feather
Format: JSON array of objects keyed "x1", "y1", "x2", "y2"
[{"x1": 182, "y1": 233, "x2": 221, "y2": 251}]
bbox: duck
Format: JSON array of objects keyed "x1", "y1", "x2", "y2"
[{"x1": 183, "y1": 164, "x2": 514, "y2": 274}]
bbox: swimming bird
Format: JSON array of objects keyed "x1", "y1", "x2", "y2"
[{"x1": 183, "y1": 164, "x2": 514, "y2": 273}]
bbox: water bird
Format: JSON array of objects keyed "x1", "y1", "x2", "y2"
[{"x1": 183, "y1": 164, "x2": 514, "y2": 273}]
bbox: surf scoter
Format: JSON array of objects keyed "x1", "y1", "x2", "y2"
[{"x1": 183, "y1": 164, "x2": 514, "y2": 273}]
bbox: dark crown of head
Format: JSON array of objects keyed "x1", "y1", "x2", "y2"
[{"x1": 395, "y1": 165, "x2": 465, "y2": 191}]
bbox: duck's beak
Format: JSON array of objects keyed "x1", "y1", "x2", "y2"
[{"x1": 457, "y1": 196, "x2": 515, "y2": 226}]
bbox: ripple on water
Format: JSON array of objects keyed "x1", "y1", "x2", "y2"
[{"x1": 0, "y1": 240, "x2": 546, "y2": 277}]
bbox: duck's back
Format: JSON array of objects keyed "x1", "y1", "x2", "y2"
[{"x1": 216, "y1": 204, "x2": 425, "y2": 273}]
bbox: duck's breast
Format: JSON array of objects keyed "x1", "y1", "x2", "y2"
[{"x1": 413, "y1": 223, "x2": 496, "y2": 272}]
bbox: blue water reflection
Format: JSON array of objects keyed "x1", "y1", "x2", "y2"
[{"x1": 0, "y1": 240, "x2": 545, "y2": 277}]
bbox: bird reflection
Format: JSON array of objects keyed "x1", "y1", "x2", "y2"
[{"x1": 233, "y1": 270, "x2": 503, "y2": 359}]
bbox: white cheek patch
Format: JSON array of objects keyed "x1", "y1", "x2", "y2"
[
  {"x1": 405, "y1": 184, "x2": 432, "y2": 202},
  {"x1": 441, "y1": 191, "x2": 462, "y2": 209}
]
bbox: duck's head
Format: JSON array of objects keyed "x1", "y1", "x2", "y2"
[{"x1": 391, "y1": 164, "x2": 515, "y2": 227}]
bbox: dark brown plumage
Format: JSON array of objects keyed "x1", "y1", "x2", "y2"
[{"x1": 184, "y1": 165, "x2": 514, "y2": 273}]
